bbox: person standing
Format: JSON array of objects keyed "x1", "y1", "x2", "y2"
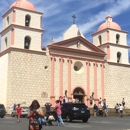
[
  {"x1": 122, "y1": 98, "x2": 125, "y2": 108},
  {"x1": 27, "y1": 100, "x2": 44, "y2": 130},
  {"x1": 90, "y1": 96, "x2": 93, "y2": 105},
  {"x1": 119, "y1": 104, "x2": 123, "y2": 117},
  {"x1": 115, "y1": 103, "x2": 119, "y2": 113},
  {"x1": 16, "y1": 104, "x2": 22, "y2": 122},
  {"x1": 54, "y1": 100, "x2": 64, "y2": 126},
  {"x1": 44, "y1": 102, "x2": 52, "y2": 114}
]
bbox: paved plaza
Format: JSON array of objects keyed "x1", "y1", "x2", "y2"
[{"x1": 0, "y1": 116, "x2": 130, "y2": 130}]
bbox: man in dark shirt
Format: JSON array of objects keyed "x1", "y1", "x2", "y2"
[{"x1": 44, "y1": 102, "x2": 52, "y2": 114}]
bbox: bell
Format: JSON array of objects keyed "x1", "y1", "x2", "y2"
[{"x1": 25, "y1": 42, "x2": 29, "y2": 47}]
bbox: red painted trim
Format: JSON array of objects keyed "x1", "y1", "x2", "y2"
[
  {"x1": 101, "y1": 64, "x2": 105, "y2": 99},
  {"x1": 48, "y1": 36, "x2": 106, "y2": 54},
  {"x1": 59, "y1": 58, "x2": 63, "y2": 97},
  {"x1": 12, "y1": 10, "x2": 16, "y2": 23},
  {"x1": 51, "y1": 57, "x2": 55, "y2": 106},
  {"x1": 94, "y1": 63, "x2": 98, "y2": 104},
  {"x1": 11, "y1": 28, "x2": 15, "y2": 45},
  {"x1": 86, "y1": 62, "x2": 90, "y2": 107},
  {"x1": 68, "y1": 59, "x2": 71, "y2": 98},
  {"x1": 50, "y1": 52, "x2": 105, "y2": 63}
]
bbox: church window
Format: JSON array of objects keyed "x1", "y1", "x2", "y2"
[
  {"x1": 5, "y1": 37, "x2": 7, "y2": 47},
  {"x1": 116, "y1": 34, "x2": 120, "y2": 44},
  {"x1": 73, "y1": 61, "x2": 84, "y2": 74},
  {"x1": 24, "y1": 36, "x2": 31, "y2": 49},
  {"x1": 25, "y1": 15, "x2": 31, "y2": 26},
  {"x1": 98, "y1": 35, "x2": 102, "y2": 45},
  {"x1": 117, "y1": 52, "x2": 121, "y2": 63},
  {"x1": 7, "y1": 16, "x2": 9, "y2": 25}
]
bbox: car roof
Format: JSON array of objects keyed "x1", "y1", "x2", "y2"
[{"x1": 62, "y1": 103, "x2": 86, "y2": 105}]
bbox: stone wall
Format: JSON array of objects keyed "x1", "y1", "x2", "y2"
[
  {"x1": 0, "y1": 53, "x2": 8, "y2": 107},
  {"x1": 6, "y1": 49, "x2": 50, "y2": 108},
  {"x1": 104, "y1": 62, "x2": 130, "y2": 108}
]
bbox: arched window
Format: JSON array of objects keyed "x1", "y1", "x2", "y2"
[
  {"x1": 7, "y1": 16, "x2": 9, "y2": 25},
  {"x1": 24, "y1": 36, "x2": 31, "y2": 49},
  {"x1": 116, "y1": 34, "x2": 120, "y2": 44},
  {"x1": 117, "y1": 52, "x2": 121, "y2": 63},
  {"x1": 5, "y1": 37, "x2": 7, "y2": 47},
  {"x1": 98, "y1": 35, "x2": 102, "y2": 45},
  {"x1": 25, "y1": 15, "x2": 31, "y2": 26}
]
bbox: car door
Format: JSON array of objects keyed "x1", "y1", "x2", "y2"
[{"x1": 61, "y1": 104, "x2": 67, "y2": 119}]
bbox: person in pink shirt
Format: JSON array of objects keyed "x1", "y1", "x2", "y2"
[{"x1": 54, "y1": 100, "x2": 64, "y2": 126}]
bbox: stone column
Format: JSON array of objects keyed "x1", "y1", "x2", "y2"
[
  {"x1": 59, "y1": 58, "x2": 63, "y2": 97},
  {"x1": 86, "y1": 61, "x2": 90, "y2": 107},
  {"x1": 101, "y1": 63, "x2": 105, "y2": 99},
  {"x1": 50, "y1": 57, "x2": 55, "y2": 106},
  {"x1": 94, "y1": 62, "x2": 98, "y2": 104},
  {"x1": 67, "y1": 59, "x2": 72, "y2": 100}
]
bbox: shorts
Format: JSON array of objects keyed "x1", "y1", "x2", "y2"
[{"x1": 122, "y1": 103, "x2": 125, "y2": 106}]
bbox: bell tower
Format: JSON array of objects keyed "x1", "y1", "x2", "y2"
[
  {"x1": 92, "y1": 15, "x2": 129, "y2": 64},
  {"x1": 0, "y1": 0, "x2": 44, "y2": 52}
]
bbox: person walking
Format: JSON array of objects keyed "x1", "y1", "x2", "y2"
[
  {"x1": 16, "y1": 104, "x2": 22, "y2": 122},
  {"x1": 93, "y1": 104, "x2": 98, "y2": 117},
  {"x1": 53, "y1": 100, "x2": 64, "y2": 126},
  {"x1": 27, "y1": 100, "x2": 44, "y2": 130},
  {"x1": 119, "y1": 104, "x2": 123, "y2": 117}
]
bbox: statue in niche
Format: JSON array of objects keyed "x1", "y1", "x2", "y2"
[{"x1": 65, "y1": 90, "x2": 67, "y2": 98}]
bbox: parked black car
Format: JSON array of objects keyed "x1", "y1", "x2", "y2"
[
  {"x1": 61, "y1": 103, "x2": 90, "y2": 122},
  {"x1": 0, "y1": 104, "x2": 6, "y2": 118}
]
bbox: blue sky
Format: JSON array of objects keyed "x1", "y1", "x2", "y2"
[{"x1": 0, "y1": 0, "x2": 130, "y2": 48}]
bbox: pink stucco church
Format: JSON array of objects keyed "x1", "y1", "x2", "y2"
[{"x1": 0, "y1": 0, "x2": 130, "y2": 110}]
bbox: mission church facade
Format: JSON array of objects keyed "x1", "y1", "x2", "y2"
[{"x1": 0, "y1": 0, "x2": 130, "y2": 109}]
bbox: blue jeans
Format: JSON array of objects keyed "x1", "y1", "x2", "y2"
[{"x1": 56, "y1": 114, "x2": 64, "y2": 126}]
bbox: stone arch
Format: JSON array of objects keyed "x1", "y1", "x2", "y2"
[{"x1": 72, "y1": 86, "x2": 86, "y2": 103}]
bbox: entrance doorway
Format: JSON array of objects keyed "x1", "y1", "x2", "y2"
[{"x1": 73, "y1": 87, "x2": 85, "y2": 103}]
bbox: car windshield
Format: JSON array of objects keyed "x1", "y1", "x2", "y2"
[
  {"x1": 0, "y1": 105, "x2": 4, "y2": 108},
  {"x1": 72, "y1": 105, "x2": 86, "y2": 110}
]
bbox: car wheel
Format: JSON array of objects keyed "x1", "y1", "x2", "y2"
[
  {"x1": 1, "y1": 116, "x2": 4, "y2": 118},
  {"x1": 66, "y1": 115, "x2": 71, "y2": 122},
  {"x1": 11, "y1": 113, "x2": 15, "y2": 117},
  {"x1": 82, "y1": 118, "x2": 88, "y2": 122}
]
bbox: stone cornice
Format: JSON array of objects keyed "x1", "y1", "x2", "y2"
[
  {"x1": 48, "y1": 45, "x2": 106, "y2": 58},
  {"x1": 0, "y1": 47, "x2": 46, "y2": 57},
  {"x1": 107, "y1": 61, "x2": 130, "y2": 67},
  {"x1": 98, "y1": 42, "x2": 130, "y2": 49},
  {"x1": 2, "y1": 6, "x2": 43, "y2": 18},
  {"x1": 0, "y1": 24, "x2": 44, "y2": 34}
]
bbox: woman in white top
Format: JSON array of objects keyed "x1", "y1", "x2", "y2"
[{"x1": 119, "y1": 104, "x2": 123, "y2": 117}]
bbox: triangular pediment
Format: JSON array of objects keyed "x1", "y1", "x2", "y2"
[{"x1": 48, "y1": 36, "x2": 105, "y2": 54}]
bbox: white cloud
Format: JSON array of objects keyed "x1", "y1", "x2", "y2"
[{"x1": 78, "y1": 0, "x2": 130, "y2": 35}]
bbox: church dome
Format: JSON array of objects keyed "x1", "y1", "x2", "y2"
[
  {"x1": 98, "y1": 15, "x2": 121, "y2": 31},
  {"x1": 10, "y1": 0, "x2": 36, "y2": 11}
]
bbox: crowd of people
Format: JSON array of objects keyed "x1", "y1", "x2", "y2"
[
  {"x1": 92, "y1": 97, "x2": 108, "y2": 117},
  {"x1": 8, "y1": 97, "x2": 126, "y2": 130},
  {"x1": 114, "y1": 98, "x2": 125, "y2": 117}
]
